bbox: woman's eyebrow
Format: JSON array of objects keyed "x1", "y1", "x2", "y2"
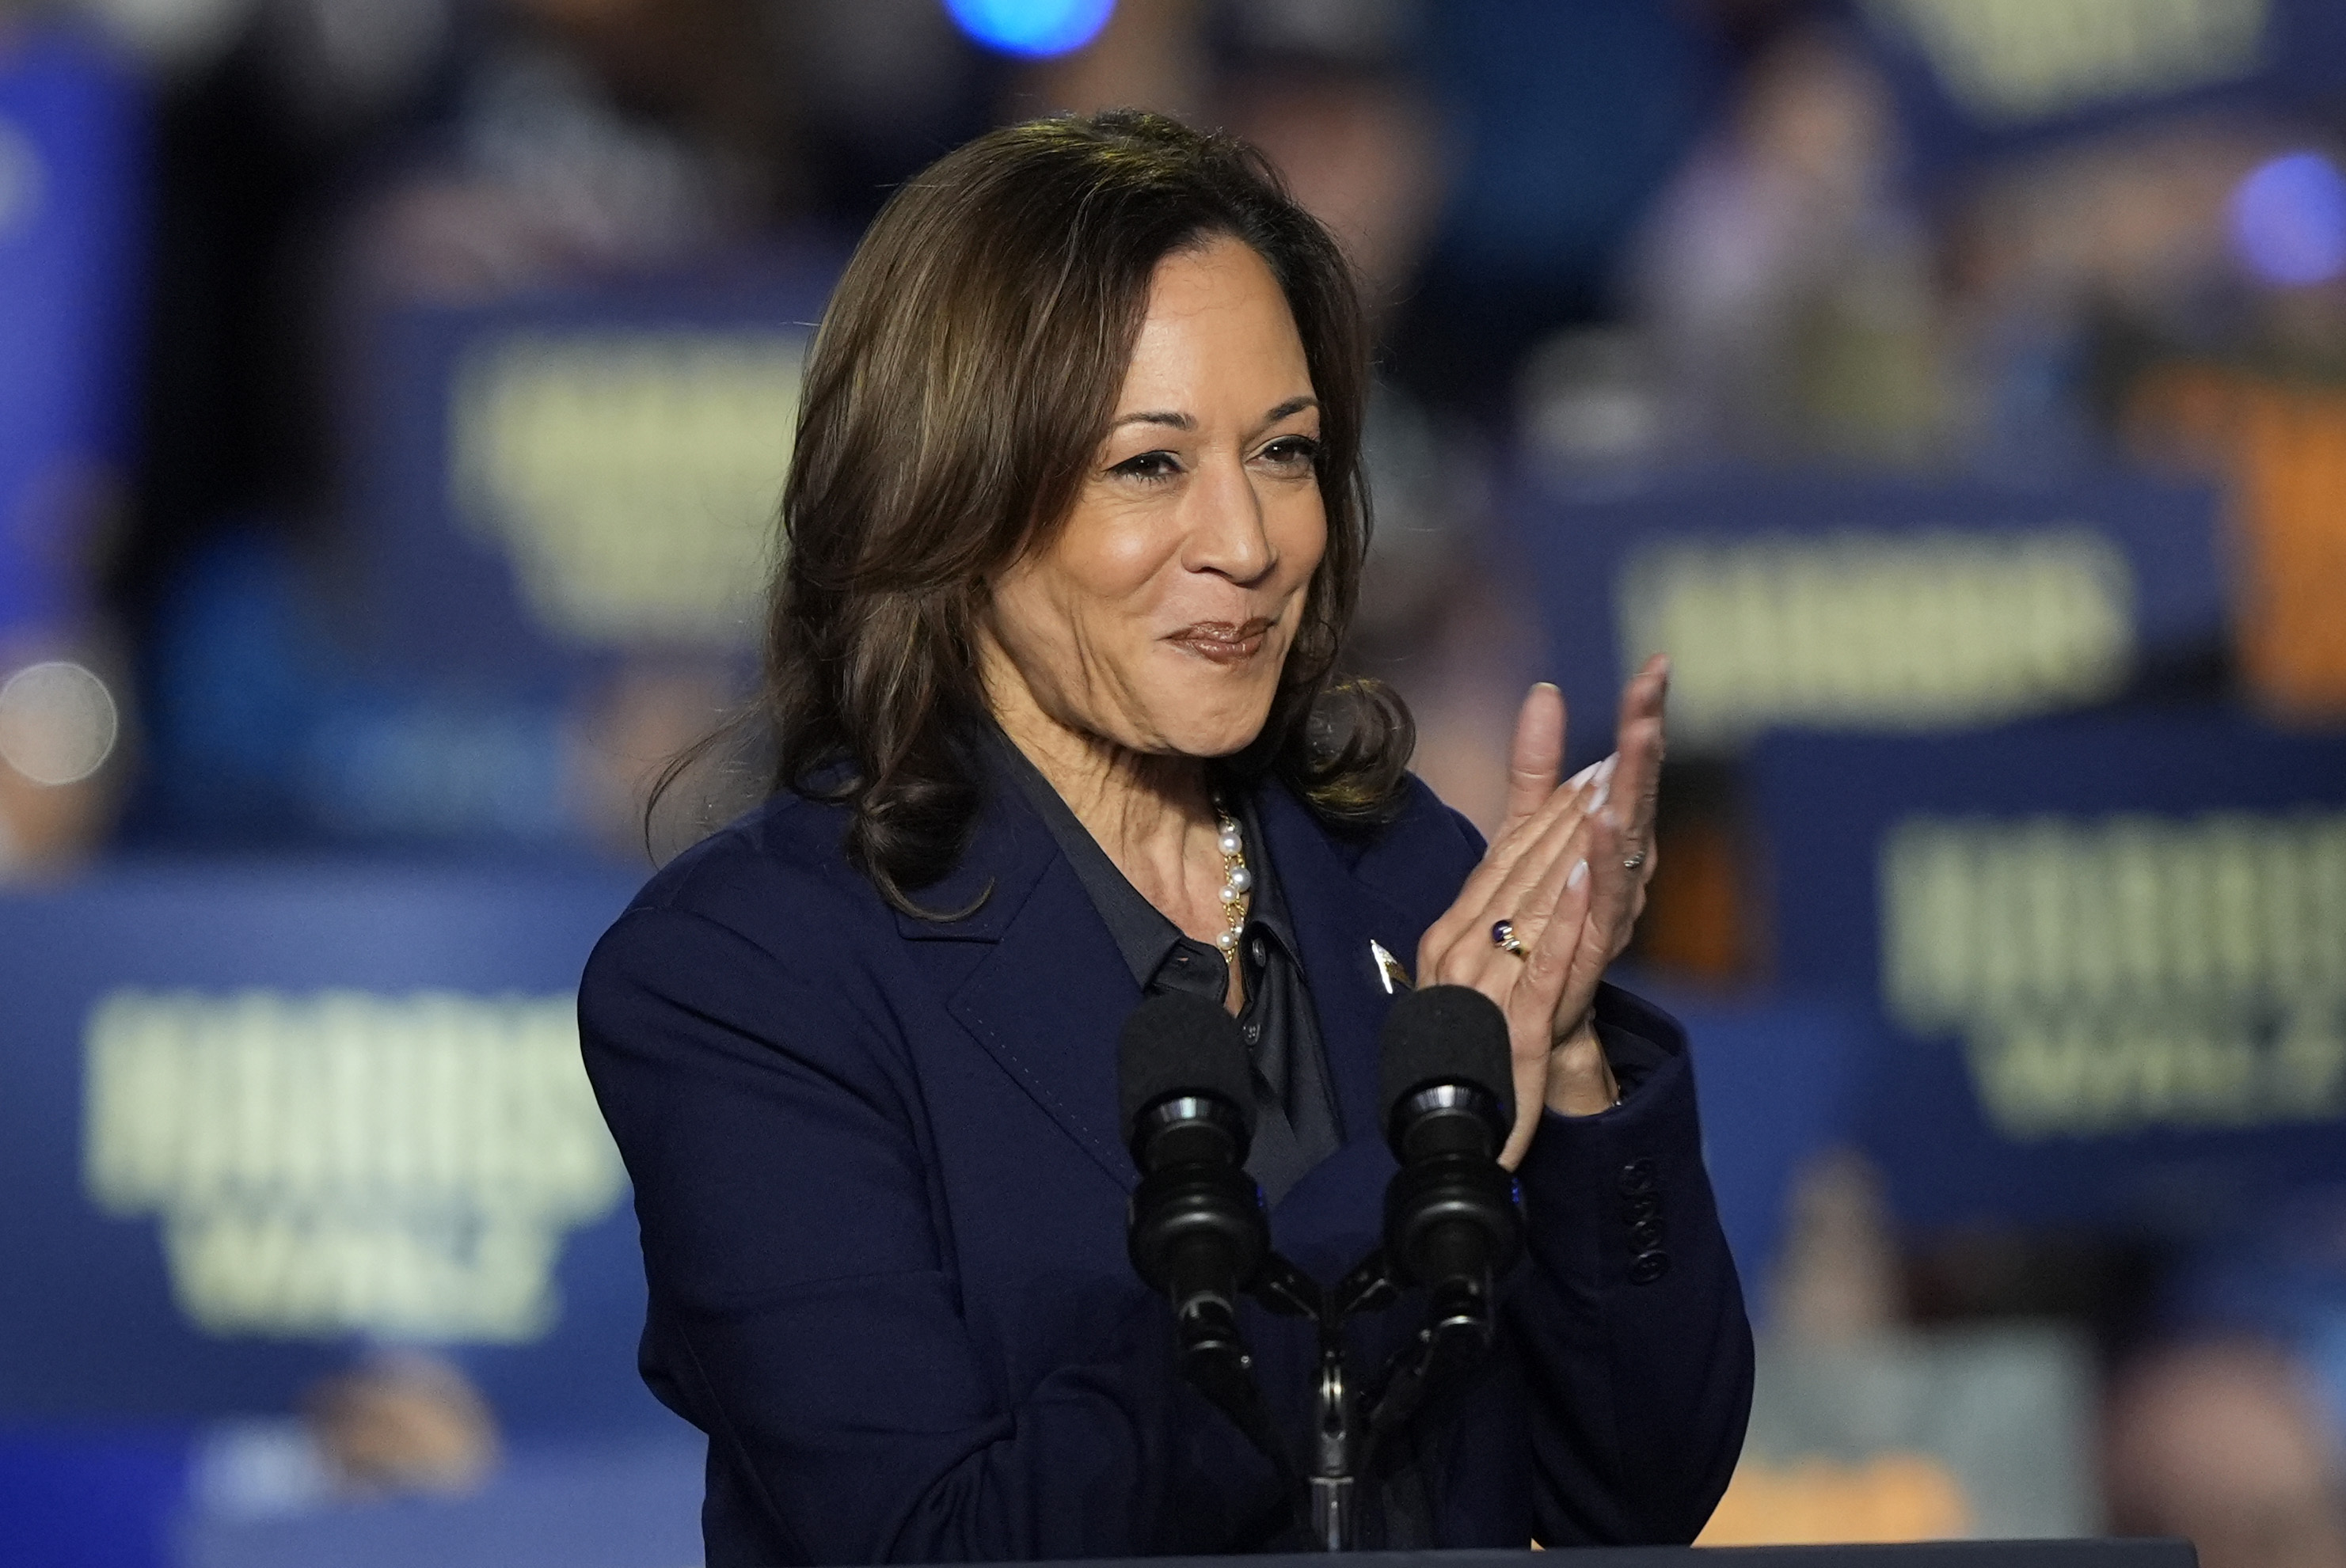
[{"x1": 1109, "y1": 396, "x2": 1318, "y2": 434}]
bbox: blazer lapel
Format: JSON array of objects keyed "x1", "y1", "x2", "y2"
[
  {"x1": 895, "y1": 771, "x2": 1447, "y2": 1192},
  {"x1": 895, "y1": 782, "x2": 1143, "y2": 1190},
  {"x1": 1253, "y1": 783, "x2": 1427, "y2": 1148}
]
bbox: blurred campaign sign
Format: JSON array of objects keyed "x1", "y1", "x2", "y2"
[
  {"x1": 1514, "y1": 469, "x2": 2222, "y2": 766},
  {"x1": 1751, "y1": 713, "x2": 2346, "y2": 1232},
  {"x1": 356, "y1": 253, "x2": 839, "y2": 685},
  {"x1": 0, "y1": 24, "x2": 143, "y2": 646},
  {"x1": 1855, "y1": 0, "x2": 2346, "y2": 177},
  {"x1": 0, "y1": 860, "x2": 671, "y2": 1434}
]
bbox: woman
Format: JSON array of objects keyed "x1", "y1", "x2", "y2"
[{"x1": 580, "y1": 111, "x2": 1751, "y2": 1565}]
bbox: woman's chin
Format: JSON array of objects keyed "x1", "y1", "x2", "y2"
[
  {"x1": 1145, "y1": 697, "x2": 1280, "y2": 761},
  {"x1": 1132, "y1": 649, "x2": 1291, "y2": 757}
]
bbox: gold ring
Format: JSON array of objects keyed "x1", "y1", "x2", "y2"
[
  {"x1": 1622, "y1": 849, "x2": 1647, "y2": 871},
  {"x1": 1490, "y1": 918, "x2": 1527, "y2": 957}
]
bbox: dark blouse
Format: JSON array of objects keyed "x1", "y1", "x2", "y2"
[{"x1": 987, "y1": 733, "x2": 1342, "y2": 1202}]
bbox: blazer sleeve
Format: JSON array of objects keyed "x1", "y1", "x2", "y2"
[
  {"x1": 1500, "y1": 984, "x2": 1755, "y2": 1546},
  {"x1": 578, "y1": 903, "x2": 1285, "y2": 1565}
]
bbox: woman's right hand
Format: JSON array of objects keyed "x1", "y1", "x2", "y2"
[{"x1": 1415, "y1": 659, "x2": 1669, "y2": 1166}]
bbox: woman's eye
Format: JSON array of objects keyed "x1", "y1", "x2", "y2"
[
  {"x1": 1259, "y1": 435, "x2": 1321, "y2": 469},
  {"x1": 1111, "y1": 451, "x2": 1181, "y2": 482}
]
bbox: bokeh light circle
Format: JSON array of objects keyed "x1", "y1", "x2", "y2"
[
  {"x1": 2228, "y1": 150, "x2": 2346, "y2": 288},
  {"x1": 0, "y1": 662, "x2": 120, "y2": 786},
  {"x1": 944, "y1": 0, "x2": 1114, "y2": 58}
]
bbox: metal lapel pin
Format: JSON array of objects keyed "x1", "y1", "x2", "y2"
[{"x1": 1368, "y1": 940, "x2": 1413, "y2": 994}]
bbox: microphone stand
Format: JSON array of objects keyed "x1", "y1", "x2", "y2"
[
  {"x1": 1309, "y1": 1249, "x2": 1501, "y2": 1550},
  {"x1": 1202, "y1": 1247, "x2": 1501, "y2": 1552}
]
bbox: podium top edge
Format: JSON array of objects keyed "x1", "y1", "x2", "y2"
[{"x1": 962, "y1": 1543, "x2": 2195, "y2": 1568}]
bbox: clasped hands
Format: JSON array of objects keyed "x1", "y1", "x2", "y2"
[{"x1": 1414, "y1": 656, "x2": 1669, "y2": 1169}]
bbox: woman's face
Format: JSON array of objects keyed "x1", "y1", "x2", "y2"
[{"x1": 983, "y1": 235, "x2": 1327, "y2": 761}]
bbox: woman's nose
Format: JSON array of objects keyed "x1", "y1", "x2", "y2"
[{"x1": 1183, "y1": 452, "x2": 1276, "y2": 584}]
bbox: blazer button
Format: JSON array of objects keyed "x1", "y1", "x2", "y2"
[
  {"x1": 1629, "y1": 1217, "x2": 1664, "y2": 1251},
  {"x1": 1616, "y1": 1157, "x2": 1658, "y2": 1196},
  {"x1": 1621, "y1": 1192, "x2": 1661, "y2": 1224},
  {"x1": 1629, "y1": 1249, "x2": 1671, "y2": 1285}
]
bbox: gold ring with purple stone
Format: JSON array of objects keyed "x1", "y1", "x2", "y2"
[{"x1": 1490, "y1": 918, "x2": 1527, "y2": 958}]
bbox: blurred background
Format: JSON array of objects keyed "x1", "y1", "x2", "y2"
[{"x1": 5, "y1": 0, "x2": 2346, "y2": 1563}]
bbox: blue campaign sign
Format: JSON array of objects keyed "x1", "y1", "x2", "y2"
[
  {"x1": 0, "y1": 23, "x2": 143, "y2": 644},
  {"x1": 354, "y1": 251, "x2": 842, "y2": 688},
  {"x1": 0, "y1": 859, "x2": 677, "y2": 1435},
  {"x1": 1511, "y1": 468, "x2": 2223, "y2": 769},
  {"x1": 1750, "y1": 713, "x2": 2346, "y2": 1232},
  {"x1": 1855, "y1": 0, "x2": 2346, "y2": 180}
]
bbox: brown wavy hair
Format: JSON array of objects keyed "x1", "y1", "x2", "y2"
[{"x1": 666, "y1": 109, "x2": 1413, "y2": 913}]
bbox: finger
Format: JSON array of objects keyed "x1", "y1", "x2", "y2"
[
  {"x1": 1496, "y1": 850, "x2": 1595, "y2": 1168},
  {"x1": 1610, "y1": 656, "x2": 1670, "y2": 852},
  {"x1": 1512, "y1": 821, "x2": 1595, "y2": 1025},
  {"x1": 1422, "y1": 759, "x2": 1603, "y2": 978},
  {"x1": 1479, "y1": 782, "x2": 1599, "y2": 962},
  {"x1": 1499, "y1": 683, "x2": 1566, "y2": 833},
  {"x1": 1610, "y1": 716, "x2": 1662, "y2": 877},
  {"x1": 1552, "y1": 806, "x2": 1641, "y2": 1031},
  {"x1": 1416, "y1": 759, "x2": 1604, "y2": 979},
  {"x1": 1444, "y1": 785, "x2": 1599, "y2": 1009}
]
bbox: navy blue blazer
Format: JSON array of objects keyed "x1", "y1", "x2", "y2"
[{"x1": 579, "y1": 769, "x2": 1752, "y2": 1566}]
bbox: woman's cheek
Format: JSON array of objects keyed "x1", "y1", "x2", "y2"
[
  {"x1": 1276, "y1": 521, "x2": 1326, "y2": 617},
  {"x1": 1070, "y1": 509, "x2": 1180, "y2": 600},
  {"x1": 1279, "y1": 490, "x2": 1327, "y2": 574}
]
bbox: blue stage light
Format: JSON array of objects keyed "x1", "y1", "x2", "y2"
[
  {"x1": 2229, "y1": 150, "x2": 2346, "y2": 288},
  {"x1": 945, "y1": 0, "x2": 1114, "y2": 59}
]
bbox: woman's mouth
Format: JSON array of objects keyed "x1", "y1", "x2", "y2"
[{"x1": 1165, "y1": 618, "x2": 1274, "y2": 664}]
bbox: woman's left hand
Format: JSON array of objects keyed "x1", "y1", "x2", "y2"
[{"x1": 1414, "y1": 656, "x2": 1669, "y2": 1167}]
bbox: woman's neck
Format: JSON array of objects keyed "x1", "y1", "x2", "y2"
[{"x1": 987, "y1": 688, "x2": 1230, "y2": 948}]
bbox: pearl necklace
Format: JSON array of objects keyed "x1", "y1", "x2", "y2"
[{"x1": 1212, "y1": 795, "x2": 1253, "y2": 957}]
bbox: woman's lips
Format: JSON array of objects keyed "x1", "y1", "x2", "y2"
[{"x1": 1165, "y1": 618, "x2": 1274, "y2": 663}]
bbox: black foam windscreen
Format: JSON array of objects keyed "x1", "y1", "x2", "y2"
[
  {"x1": 1378, "y1": 984, "x2": 1515, "y2": 1129},
  {"x1": 1117, "y1": 990, "x2": 1258, "y2": 1145}
]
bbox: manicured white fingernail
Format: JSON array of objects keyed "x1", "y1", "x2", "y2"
[
  {"x1": 1591, "y1": 756, "x2": 1618, "y2": 812},
  {"x1": 1567, "y1": 858, "x2": 1588, "y2": 890},
  {"x1": 1566, "y1": 760, "x2": 1601, "y2": 792}
]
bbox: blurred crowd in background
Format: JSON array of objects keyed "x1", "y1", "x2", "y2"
[{"x1": 8, "y1": 2, "x2": 2346, "y2": 1566}]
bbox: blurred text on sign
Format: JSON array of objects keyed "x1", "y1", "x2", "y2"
[
  {"x1": 1864, "y1": 0, "x2": 2268, "y2": 126},
  {"x1": 1884, "y1": 811, "x2": 2346, "y2": 1138},
  {"x1": 1621, "y1": 530, "x2": 2132, "y2": 749},
  {"x1": 1518, "y1": 472, "x2": 2220, "y2": 771},
  {"x1": 85, "y1": 990, "x2": 623, "y2": 1343},
  {"x1": 1755, "y1": 716, "x2": 2346, "y2": 1231},
  {"x1": 453, "y1": 330, "x2": 804, "y2": 650}
]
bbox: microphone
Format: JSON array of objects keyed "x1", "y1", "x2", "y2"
[
  {"x1": 1119, "y1": 993, "x2": 1301, "y2": 1511},
  {"x1": 1118, "y1": 993, "x2": 1268, "y2": 1346},
  {"x1": 1376, "y1": 985, "x2": 1523, "y2": 1307}
]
